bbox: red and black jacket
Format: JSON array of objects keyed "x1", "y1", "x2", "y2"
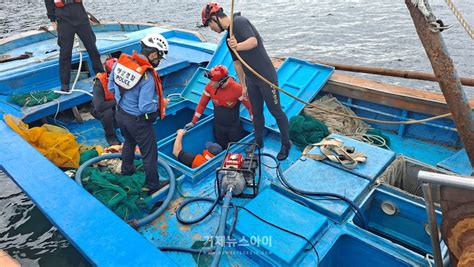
[{"x1": 192, "y1": 78, "x2": 252, "y2": 126}]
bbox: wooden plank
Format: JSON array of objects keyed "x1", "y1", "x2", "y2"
[{"x1": 325, "y1": 73, "x2": 474, "y2": 116}]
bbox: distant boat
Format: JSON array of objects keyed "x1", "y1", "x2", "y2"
[{"x1": 0, "y1": 22, "x2": 471, "y2": 266}]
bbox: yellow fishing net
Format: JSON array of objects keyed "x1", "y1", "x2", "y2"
[{"x1": 4, "y1": 114, "x2": 80, "y2": 168}]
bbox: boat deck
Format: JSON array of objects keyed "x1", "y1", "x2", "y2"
[{"x1": 0, "y1": 23, "x2": 465, "y2": 266}]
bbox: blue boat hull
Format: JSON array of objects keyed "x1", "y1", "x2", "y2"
[{"x1": 1, "y1": 22, "x2": 470, "y2": 266}]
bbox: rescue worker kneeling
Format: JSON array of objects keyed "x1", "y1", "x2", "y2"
[
  {"x1": 108, "y1": 33, "x2": 170, "y2": 194},
  {"x1": 173, "y1": 129, "x2": 223, "y2": 168},
  {"x1": 185, "y1": 65, "x2": 252, "y2": 149},
  {"x1": 91, "y1": 57, "x2": 120, "y2": 146}
]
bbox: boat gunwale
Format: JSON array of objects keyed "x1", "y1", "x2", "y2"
[{"x1": 0, "y1": 21, "x2": 208, "y2": 46}]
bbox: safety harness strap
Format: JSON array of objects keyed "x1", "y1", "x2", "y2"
[{"x1": 302, "y1": 138, "x2": 367, "y2": 169}]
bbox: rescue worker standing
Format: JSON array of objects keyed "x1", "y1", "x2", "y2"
[
  {"x1": 91, "y1": 57, "x2": 120, "y2": 146},
  {"x1": 44, "y1": 0, "x2": 104, "y2": 92},
  {"x1": 108, "y1": 33, "x2": 170, "y2": 194},
  {"x1": 185, "y1": 65, "x2": 252, "y2": 149},
  {"x1": 201, "y1": 2, "x2": 292, "y2": 160}
]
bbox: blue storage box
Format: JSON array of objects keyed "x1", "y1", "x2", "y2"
[{"x1": 230, "y1": 187, "x2": 329, "y2": 266}]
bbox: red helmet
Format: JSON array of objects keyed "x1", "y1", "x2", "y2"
[
  {"x1": 105, "y1": 57, "x2": 117, "y2": 73},
  {"x1": 206, "y1": 65, "x2": 228, "y2": 82},
  {"x1": 201, "y1": 2, "x2": 223, "y2": 26}
]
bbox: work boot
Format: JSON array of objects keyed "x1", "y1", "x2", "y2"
[
  {"x1": 61, "y1": 84, "x2": 70, "y2": 92},
  {"x1": 277, "y1": 143, "x2": 292, "y2": 161},
  {"x1": 144, "y1": 180, "x2": 170, "y2": 196}
]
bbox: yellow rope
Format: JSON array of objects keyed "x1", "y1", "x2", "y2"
[
  {"x1": 444, "y1": 0, "x2": 474, "y2": 39},
  {"x1": 228, "y1": 0, "x2": 454, "y2": 125}
]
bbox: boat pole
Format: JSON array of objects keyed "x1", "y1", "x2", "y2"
[
  {"x1": 405, "y1": 0, "x2": 474, "y2": 168},
  {"x1": 273, "y1": 57, "x2": 474, "y2": 87}
]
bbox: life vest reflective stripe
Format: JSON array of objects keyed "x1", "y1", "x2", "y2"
[
  {"x1": 203, "y1": 150, "x2": 214, "y2": 160},
  {"x1": 54, "y1": 0, "x2": 82, "y2": 8},
  {"x1": 113, "y1": 51, "x2": 165, "y2": 119},
  {"x1": 95, "y1": 72, "x2": 114, "y2": 101},
  {"x1": 191, "y1": 150, "x2": 215, "y2": 168}
]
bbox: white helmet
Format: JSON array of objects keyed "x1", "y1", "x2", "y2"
[{"x1": 141, "y1": 33, "x2": 169, "y2": 58}]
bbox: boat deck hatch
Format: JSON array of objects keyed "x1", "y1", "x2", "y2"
[
  {"x1": 158, "y1": 117, "x2": 253, "y2": 183},
  {"x1": 308, "y1": 133, "x2": 396, "y2": 181},
  {"x1": 230, "y1": 187, "x2": 329, "y2": 266},
  {"x1": 280, "y1": 157, "x2": 370, "y2": 223},
  {"x1": 437, "y1": 148, "x2": 473, "y2": 176}
]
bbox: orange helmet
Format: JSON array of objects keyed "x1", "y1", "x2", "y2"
[
  {"x1": 201, "y1": 2, "x2": 223, "y2": 27},
  {"x1": 205, "y1": 65, "x2": 229, "y2": 82},
  {"x1": 105, "y1": 57, "x2": 117, "y2": 73}
]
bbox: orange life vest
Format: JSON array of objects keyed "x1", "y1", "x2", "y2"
[
  {"x1": 95, "y1": 72, "x2": 115, "y2": 101},
  {"x1": 113, "y1": 51, "x2": 165, "y2": 119},
  {"x1": 54, "y1": 0, "x2": 82, "y2": 8},
  {"x1": 191, "y1": 150, "x2": 215, "y2": 168}
]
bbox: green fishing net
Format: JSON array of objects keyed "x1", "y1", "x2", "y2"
[
  {"x1": 80, "y1": 160, "x2": 150, "y2": 221},
  {"x1": 10, "y1": 90, "x2": 60, "y2": 107},
  {"x1": 289, "y1": 115, "x2": 330, "y2": 149}
]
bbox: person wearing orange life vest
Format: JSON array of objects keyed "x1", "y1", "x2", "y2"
[
  {"x1": 173, "y1": 129, "x2": 223, "y2": 169},
  {"x1": 184, "y1": 65, "x2": 252, "y2": 149},
  {"x1": 108, "y1": 33, "x2": 170, "y2": 194},
  {"x1": 91, "y1": 57, "x2": 120, "y2": 146},
  {"x1": 44, "y1": 0, "x2": 104, "y2": 92}
]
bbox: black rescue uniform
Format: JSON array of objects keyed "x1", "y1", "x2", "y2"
[
  {"x1": 226, "y1": 13, "x2": 290, "y2": 147},
  {"x1": 44, "y1": 0, "x2": 104, "y2": 91}
]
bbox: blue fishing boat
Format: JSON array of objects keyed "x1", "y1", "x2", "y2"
[{"x1": 0, "y1": 20, "x2": 472, "y2": 267}]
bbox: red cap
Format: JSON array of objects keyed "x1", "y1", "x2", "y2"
[
  {"x1": 206, "y1": 65, "x2": 228, "y2": 82},
  {"x1": 201, "y1": 2, "x2": 223, "y2": 26},
  {"x1": 105, "y1": 58, "x2": 117, "y2": 73}
]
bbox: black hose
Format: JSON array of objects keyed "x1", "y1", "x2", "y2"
[
  {"x1": 236, "y1": 205, "x2": 320, "y2": 267},
  {"x1": 159, "y1": 246, "x2": 215, "y2": 254},
  {"x1": 261, "y1": 153, "x2": 368, "y2": 228},
  {"x1": 176, "y1": 197, "x2": 221, "y2": 225},
  {"x1": 175, "y1": 195, "x2": 238, "y2": 237}
]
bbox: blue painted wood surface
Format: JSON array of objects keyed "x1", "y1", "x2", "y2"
[
  {"x1": 231, "y1": 187, "x2": 329, "y2": 265},
  {"x1": 437, "y1": 149, "x2": 473, "y2": 176},
  {"x1": 0, "y1": 121, "x2": 176, "y2": 266},
  {"x1": 307, "y1": 133, "x2": 396, "y2": 181}
]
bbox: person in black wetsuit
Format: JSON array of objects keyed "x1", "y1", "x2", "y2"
[
  {"x1": 201, "y1": 2, "x2": 292, "y2": 160},
  {"x1": 44, "y1": 0, "x2": 104, "y2": 92},
  {"x1": 91, "y1": 57, "x2": 120, "y2": 146}
]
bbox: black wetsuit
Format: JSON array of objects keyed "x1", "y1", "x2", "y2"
[{"x1": 226, "y1": 14, "x2": 290, "y2": 147}]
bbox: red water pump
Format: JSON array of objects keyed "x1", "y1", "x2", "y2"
[
  {"x1": 223, "y1": 153, "x2": 244, "y2": 169},
  {"x1": 217, "y1": 142, "x2": 261, "y2": 198}
]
